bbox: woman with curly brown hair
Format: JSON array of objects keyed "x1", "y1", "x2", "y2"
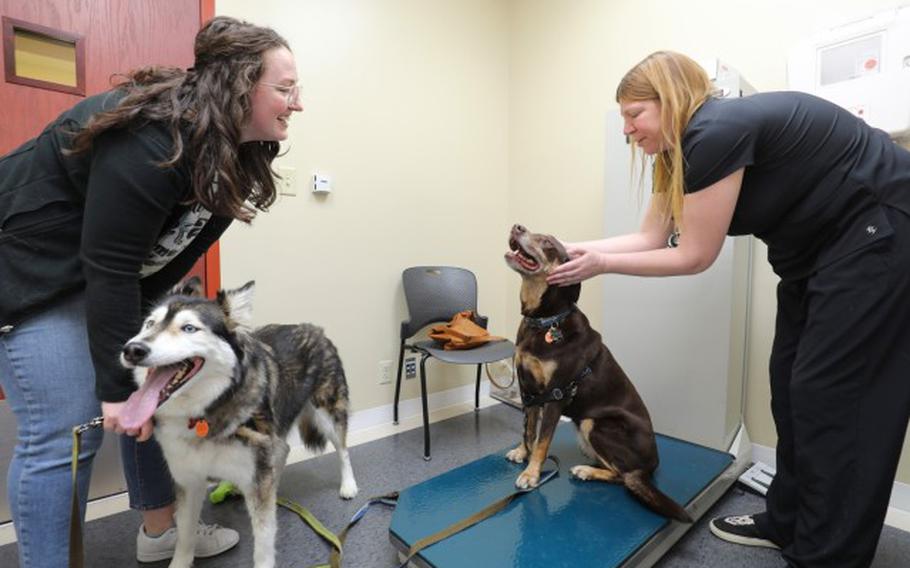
[
  {"x1": 548, "y1": 51, "x2": 910, "y2": 567},
  {"x1": 0, "y1": 16, "x2": 301, "y2": 566}
]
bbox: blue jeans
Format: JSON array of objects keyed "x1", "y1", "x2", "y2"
[{"x1": 0, "y1": 292, "x2": 175, "y2": 568}]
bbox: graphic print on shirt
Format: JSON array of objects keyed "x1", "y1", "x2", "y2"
[{"x1": 140, "y1": 202, "x2": 212, "y2": 277}]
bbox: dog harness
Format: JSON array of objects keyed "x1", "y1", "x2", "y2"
[
  {"x1": 521, "y1": 306, "x2": 593, "y2": 406},
  {"x1": 520, "y1": 366, "x2": 592, "y2": 407}
]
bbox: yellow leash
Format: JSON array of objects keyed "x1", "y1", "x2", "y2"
[
  {"x1": 394, "y1": 455, "x2": 560, "y2": 568},
  {"x1": 277, "y1": 455, "x2": 558, "y2": 568},
  {"x1": 69, "y1": 416, "x2": 103, "y2": 568},
  {"x1": 277, "y1": 493, "x2": 399, "y2": 568},
  {"x1": 231, "y1": 456, "x2": 559, "y2": 567},
  {"x1": 70, "y1": 415, "x2": 558, "y2": 568}
]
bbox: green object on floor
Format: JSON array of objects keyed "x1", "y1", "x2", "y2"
[{"x1": 209, "y1": 480, "x2": 239, "y2": 504}]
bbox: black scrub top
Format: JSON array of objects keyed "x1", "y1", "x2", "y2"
[{"x1": 682, "y1": 91, "x2": 910, "y2": 279}]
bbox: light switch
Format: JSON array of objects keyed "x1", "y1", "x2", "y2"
[{"x1": 277, "y1": 166, "x2": 297, "y2": 196}]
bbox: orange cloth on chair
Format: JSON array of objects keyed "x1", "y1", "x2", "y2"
[{"x1": 429, "y1": 310, "x2": 504, "y2": 350}]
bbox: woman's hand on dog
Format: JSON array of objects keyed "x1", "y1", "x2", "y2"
[
  {"x1": 547, "y1": 246, "x2": 605, "y2": 286},
  {"x1": 102, "y1": 401, "x2": 154, "y2": 441}
]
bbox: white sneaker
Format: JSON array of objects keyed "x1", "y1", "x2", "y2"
[{"x1": 136, "y1": 520, "x2": 240, "y2": 562}]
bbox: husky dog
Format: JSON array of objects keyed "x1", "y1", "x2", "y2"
[{"x1": 119, "y1": 278, "x2": 358, "y2": 568}]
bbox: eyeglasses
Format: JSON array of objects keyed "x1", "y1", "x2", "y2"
[{"x1": 260, "y1": 82, "x2": 300, "y2": 105}]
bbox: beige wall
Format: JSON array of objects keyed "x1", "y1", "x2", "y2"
[
  {"x1": 216, "y1": 0, "x2": 511, "y2": 410},
  {"x1": 216, "y1": 0, "x2": 910, "y2": 484}
]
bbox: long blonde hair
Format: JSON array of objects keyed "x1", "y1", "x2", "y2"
[{"x1": 615, "y1": 51, "x2": 714, "y2": 228}]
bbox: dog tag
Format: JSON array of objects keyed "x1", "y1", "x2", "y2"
[
  {"x1": 190, "y1": 418, "x2": 209, "y2": 438},
  {"x1": 545, "y1": 326, "x2": 563, "y2": 344}
]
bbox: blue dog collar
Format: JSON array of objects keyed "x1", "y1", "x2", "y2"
[{"x1": 524, "y1": 305, "x2": 575, "y2": 330}]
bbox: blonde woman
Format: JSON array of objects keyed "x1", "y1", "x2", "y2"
[{"x1": 548, "y1": 51, "x2": 910, "y2": 568}]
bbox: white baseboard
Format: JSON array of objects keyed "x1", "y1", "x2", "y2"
[
  {"x1": 0, "y1": 382, "x2": 499, "y2": 547},
  {"x1": 285, "y1": 381, "x2": 497, "y2": 464},
  {"x1": 750, "y1": 443, "x2": 910, "y2": 533}
]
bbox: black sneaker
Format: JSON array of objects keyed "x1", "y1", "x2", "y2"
[{"x1": 709, "y1": 514, "x2": 780, "y2": 549}]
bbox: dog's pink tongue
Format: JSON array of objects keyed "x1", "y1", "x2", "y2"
[{"x1": 119, "y1": 367, "x2": 175, "y2": 429}]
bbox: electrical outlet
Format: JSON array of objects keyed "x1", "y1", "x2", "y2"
[
  {"x1": 404, "y1": 356, "x2": 417, "y2": 380},
  {"x1": 378, "y1": 360, "x2": 393, "y2": 385},
  {"x1": 277, "y1": 166, "x2": 297, "y2": 196}
]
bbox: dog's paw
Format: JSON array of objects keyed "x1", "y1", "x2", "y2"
[
  {"x1": 515, "y1": 469, "x2": 540, "y2": 489},
  {"x1": 505, "y1": 446, "x2": 528, "y2": 463},
  {"x1": 339, "y1": 478, "x2": 359, "y2": 500},
  {"x1": 570, "y1": 465, "x2": 596, "y2": 480}
]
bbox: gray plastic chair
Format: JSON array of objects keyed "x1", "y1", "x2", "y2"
[{"x1": 394, "y1": 266, "x2": 515, "y2": 460}]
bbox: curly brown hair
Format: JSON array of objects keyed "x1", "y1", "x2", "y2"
[{"x1": 69, "y1": 16, "x2": 290, "y2": 222}]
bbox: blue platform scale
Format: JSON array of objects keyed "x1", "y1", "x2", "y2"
[{"x1": 389, "y1": 422, "x2": 735, "y2": 568}]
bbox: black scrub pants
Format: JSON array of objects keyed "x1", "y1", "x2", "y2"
[{"x1": 755, "y1": 207, "x2": 910, "y2": 568}]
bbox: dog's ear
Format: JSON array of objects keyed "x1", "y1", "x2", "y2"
[
  {"x1": 547, "y1": 236, "x2": 570, "y2": 264},
  {"x1": 217, "y1": 281, "x2": 255, "y2": 328},
  {"x1": 169, "y1": 276, "x2": 205, "y2": 298}
]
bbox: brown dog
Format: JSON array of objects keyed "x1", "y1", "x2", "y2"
[{"x1": 504, "y1": 224, "x2": 691, "y2": 522}]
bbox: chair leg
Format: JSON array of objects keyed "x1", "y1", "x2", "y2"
[
  {"x1": 474, "y1": 364, "x2": 482, "y2": 411},
  {"x1": 393, "y1": 341, "x2": 405, "y2": 425},
  {"x1": 419, "y1": 354, "x2": 431, "y2": 461}
]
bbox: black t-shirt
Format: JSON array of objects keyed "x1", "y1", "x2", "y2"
[{"x1": 682, "y1": 91, "x2": 910, "y2": 279}]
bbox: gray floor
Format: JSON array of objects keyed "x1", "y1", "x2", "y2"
[{"x1": 2, "y1": 403, "x2": 909, "y2": 567}]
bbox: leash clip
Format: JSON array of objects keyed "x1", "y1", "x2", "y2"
[{"x1": 74, "y1": 416, "x2": 104, "y2": 435}]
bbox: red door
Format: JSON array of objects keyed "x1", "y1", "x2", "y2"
[{"x1": 0, "y1": 0, "x2": 219, "y2": 389}]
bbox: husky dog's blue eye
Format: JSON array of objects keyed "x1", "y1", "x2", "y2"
[
  {"x1": 182, "y1": 324, "x2": 198, "y2": 333},
  {"x1": 144, "y1": 320, "x2": 155, "y2": 329}
]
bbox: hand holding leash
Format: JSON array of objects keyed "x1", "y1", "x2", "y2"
[{"x1": 101, "y1": 401, "x2": 154, "y2": 441}]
